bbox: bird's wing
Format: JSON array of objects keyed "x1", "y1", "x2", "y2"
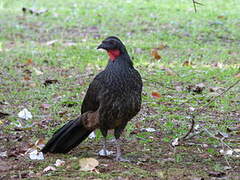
[{"x1": 81, "y1": 72, "x2": 104, "y2": 114}]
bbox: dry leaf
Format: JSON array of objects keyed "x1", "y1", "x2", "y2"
[
  {"x1": 182, "y1": 60, "x2": 193, "y2": 67},
  {"x1": 141, "y1": 128, "x2": 156, "y2": 132},
  {"x1": 22, "y1": 7, "x2": 48, "y2": 15},
  {"x1": 43, "y1": 166, "x2": 56, "y2": 173},
  {"x1": 209, "y1": 87, "x2": 222, "y2": 92},
  {"x1": 212, "y1": 62, "x2": 223, "y2": 68},
  {"x1": 0, "y1": 151, "x2": 7, "y2": 157},
  {"x1": 235, "y1": 73, "x2": 240, "y2": 78},
  {"x1": 151, "y1": 49, "x2": 161, "y2": 60},
  {"x1": 35, "y1": 138, "x2": 45, "y2": 150},
  {"x1": 43, "y1": 79, "x2": 59, "y2": 86},
  {"x1": 40, "y1": 104, "x2": 51, "y2": 110},
  {"x1": 79, "y1": 158, "x2": 99, "y2": 171},
  {"x1": 29, "y1": 150, "x2": 44, "y2": 160},
  {"x1": 158, "y1": 44, "x2": 169, "y2": 50},
  {"x1": 171, "y1": 138, "x2": 179, "y2": 146},
  {"x1": 18, "y1": 108, "x2": 32, "y2": 120},
  {"x1": 54, "y1": 159, "x2": 65, "y2": 167},
  {"x1": 33, "y1": 67, "x2": 43, "y2": 75},
  {"x1": 187, "y1": 83, "x2": 205, "y2": 94},
  {"x1": 24, "y1": 75, "x2": 31, "y2": 81},
  {"x1": 0, "y1": 112, "x2": 10, "y2": 119},
  {"x1": 98, "y1": 149, "x2": 114, "y2": 156},
  {"x1": 217, "y1": 15, "x2": 226, "y2": 19},
  {"x1": 45, "y1": 40, "x2": 58, "y2": 46},
  {"x1": 26, "y1": 59, "x2": 33, "y2": 65},
  {"x1": 135, "y1": 122, "x2": 142, "y2": 128},
  {"x1": 88, "y1": 132, "x2": 96, "y2": 139},
  {"x1": 151, "y1": 92, "x2": 161, "y2": 99}
]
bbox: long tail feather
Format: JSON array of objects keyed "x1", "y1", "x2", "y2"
[{"x1": 41, "y1": 112, "x2": 96, "y2": 153}]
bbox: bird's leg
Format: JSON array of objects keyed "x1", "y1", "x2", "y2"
[
  {"x1": 115, "y1": 138, "x2": 130, "y2": 162},
  {"x1": 100, "y1": 129, "x2": 110, "y2": 156},
  {"x1": 102, "y1": 136, "x2": 108, "y2": 156}
]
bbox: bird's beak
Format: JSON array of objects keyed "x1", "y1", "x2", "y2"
[{"x1": 97, "y1": 43, "x2": 105, "y2": 50}]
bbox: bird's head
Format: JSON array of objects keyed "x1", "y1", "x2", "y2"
[{"x1": 97, "y1": 36, "x2": 127, "y2": 61}]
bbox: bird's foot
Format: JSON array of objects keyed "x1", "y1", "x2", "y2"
[
  {"x1": 115, "y1": 156, "x2": 130, "y2": 162},
  {"x1": 98, "y1": 149, "x2": 113, "y2": 157}
]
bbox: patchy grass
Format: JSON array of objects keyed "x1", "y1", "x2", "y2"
[{"x1": 0, "y1": 0, "x2": 240, "y2": 179}]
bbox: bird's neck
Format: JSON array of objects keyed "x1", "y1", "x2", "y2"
[{"x1": 107, "y1": 49, "x2": 121, "y2": 61}]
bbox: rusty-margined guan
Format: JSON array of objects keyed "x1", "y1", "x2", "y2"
[{"x1": 41, "y1": 36, "x2": 142, "y2": 161}]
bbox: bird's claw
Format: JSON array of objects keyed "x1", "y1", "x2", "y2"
[{"x1": 115, "y1": 156, "x2": 130, "y2": 162}]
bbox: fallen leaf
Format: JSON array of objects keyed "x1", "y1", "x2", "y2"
[
  {"x1": 0, "y1": 151, "x2": 7, "y2": 157},
  {"x1": 209, "y1": 86, "x2": 223, "y2": 92},
  {"x1": 208, "y1": 171, "x2": 226, "y2": 178},
  {"x1": 34, "y1": 138, "x2": 45, "y2": 150},
  {"x1": 135, "y1": 122, "x2": 142, "y2": 129},
  {"x1": 58, "y1": 111, "x2": 68, "y2": 117},
  {"x1": 23, "y1": 75, "x2": 31, "y2": 81},
  {"x1": 29, "y1": 150, "x2": 44, "y2": 160},
  {"x1": 0, "y1": 112, "x2": 10, "y2": 119},
  {"x1": 18, "y1": 108, "x2": 32, "y2": 120},
  {"x1": 40, "y1": 104, "x2": 51, "y2": 110},
  {"x1": 43, "y1": 79, "x2": 59, "y2": 86},
  {"x1": 189, "y1": 107, "x2": 195, "y2": 111},
  {"x1": 79, "y1": 158, "x2": 99, "y2": 171},
  {"x1": 212, "y1": 62, "x2": 223, "y2": 68},
  {"x1": 217, "y1": 15, "x2": 226, "y2": 19},
  {"x1": 171, "y1": 138, "x2": 179, "y2": 146},
  {"x1": 157, "y1": 44, "x2": 169, "y2": 50},
  {"x1": 98, "y1": 149, "x2": 114, "y2": 156},
  {"x1": 54, "y1": 159, "x2": 65, "y2": 167},
  {"x1": 88, "y1": 132, "x2": 96, "y2": 139},
  {"x1": 182, "y1": 60, "x2": 193, "y2": 67},
  {"x1": 43, "y1": 166, "x2": 56, "y2": 173},
  {"x1": 22, "y1": 7, "x2": 48, "y2": 16},
  {"x1": 141, "y1": 128, "x2": 156, "y2": 132},
  {"x1": 26, "y1": 59, "x2": 33, "y2": 65},
  {"x1": 151, "y1": 49, "x2": 161, "y2": 60},
  {"x1": 45, "y1": 40, "x2": 58, "y2": 46},
  {"x1": 187, "y1": 83, "x2": 205, "y2": 94},
  {"x1": 33, "y1": 67, "x2": 43, "y2": 75},
  {"x1": 235, "y1": 73, "x2": 240, "y2": 78},
  {"x1": 151, "y1": 92, "x2": 161, "y2": 99}
]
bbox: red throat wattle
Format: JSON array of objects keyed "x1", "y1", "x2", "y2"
[{"x1": 107, "y1": 49, "x2": 120, "y2": 61}]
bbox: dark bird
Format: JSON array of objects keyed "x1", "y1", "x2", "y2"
[{"x1": 41, "y1": 36, "x2": 142, "y2": 161}]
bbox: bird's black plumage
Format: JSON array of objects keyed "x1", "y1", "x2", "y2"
[{"x1": 42, "y1": 36, "x2": 142, "y2": 160}]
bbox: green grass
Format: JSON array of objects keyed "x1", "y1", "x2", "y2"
[{"x1": 0, "y1": 0, "x2": 240, "y2": 179}]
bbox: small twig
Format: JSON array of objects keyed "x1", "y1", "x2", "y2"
[
  {"x1": 181, "y1": 114, "x2": 195, "y2": 140},
  {"x1": 192, "y1": 0, "x2": 204, "y2": 13},
  {"x1": 179, "y1": 79, "x2": 240, "y2": 141}
]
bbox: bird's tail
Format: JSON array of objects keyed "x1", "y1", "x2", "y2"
[{"x1": 41, "y1": 111, "x2": 99, "y2": 154}]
